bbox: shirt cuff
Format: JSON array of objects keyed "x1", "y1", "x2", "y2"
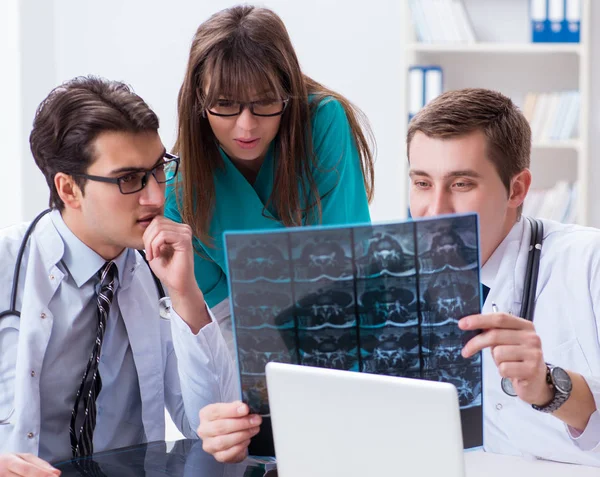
[
  {"x1": 169, "y1": 301, "x2": 238, "y2": 403},
  {"x1": 169, "y1": 301, "x2": 217, "y2": 336},
  {"x1": 566, "y1": 375, "x2": 600, "y2": 452}
]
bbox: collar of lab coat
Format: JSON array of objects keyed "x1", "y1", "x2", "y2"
[{"x1": 480, "y1": 218, "x2": 525, "y2": 289}]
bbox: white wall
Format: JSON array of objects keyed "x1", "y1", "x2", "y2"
[
  {"x1": 5, "y1": 1, "x2": 600, "y2": 227},
  {"x1": 0, "y1": 0, "x2": 24, "y2": 228},
  {"x1": 7, "y1": 0, "x2": 405, "y2": 225}
]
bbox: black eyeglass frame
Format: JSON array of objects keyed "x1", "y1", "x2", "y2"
[
  {"x1": 71, "y1": 153, "x2": 180, "y2": 195},
  {"x1": 205, "y1": 98, "x2": 290, "y2": 118}
]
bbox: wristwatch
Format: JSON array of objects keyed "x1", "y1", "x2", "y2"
[{"x1": 531, "y1": 364, "x2": 572, "y2": 413}]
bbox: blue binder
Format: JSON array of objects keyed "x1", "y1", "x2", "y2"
[
  {"x1": 548, "y1": 0, "x2": 566, "y2": 42},
  {"x1": 531, "y1": 0, "x2": 580, "y2": 43},
  {"x1": 564, "y1": 0, "x2": 581, "y2": 43},
  {"x1": 408, "y1": 66, "x2": 443, "y2": 123},
  {"x1": 531, "y1": 0, "x2": 549, "y2": 42}
]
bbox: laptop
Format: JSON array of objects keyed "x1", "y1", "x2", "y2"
[{"x1": 266, "y1": 362, "x2": 465, "y2": 477}]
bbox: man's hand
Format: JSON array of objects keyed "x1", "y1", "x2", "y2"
[
  {"x1": 459, "y1": 312, "x2": 553, "y2": 406},
  {"x1": 142, "y1": 216, "x2": 195, "y2": 296},
  {"x1": 198, "y1": 401, "x2": 262, "y2": 463},
  {"x1": 0, "y1": 453, "x2": 60, "y2": 477},
  {"x1": 143, "y1": 216, "x2": 210, "y2": 332}
]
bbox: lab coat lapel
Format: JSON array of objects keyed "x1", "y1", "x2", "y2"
[
  {"x1": 485, "y1": 221, "x2": 531, "y2": 316},
  {"x1": 117, "y1": 256, "x2": 165, "y2": 442},
  {"x1": 12, "y1": 215, "x2": 64, "y2": 453}
]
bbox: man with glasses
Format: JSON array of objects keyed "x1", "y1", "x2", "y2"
[{"x1": 0, "y1": 76, "x2": 237, "y2": 475}]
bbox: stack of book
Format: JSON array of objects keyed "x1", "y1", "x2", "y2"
[
  {"x1": 523, "y1": 181, "x2": 578, "y2": 223},
  {"x1": 408, "y1": 0, "x2": 476, "y2": 43},
  {"x1": 522, "y1": 91, "x2": 580, "y2": 142}
]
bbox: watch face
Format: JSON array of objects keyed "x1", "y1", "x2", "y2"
[{"x1": 551, "y1": 367, "x2": 572, "y2": 394}]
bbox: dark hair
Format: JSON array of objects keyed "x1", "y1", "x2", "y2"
[
  {"x1": 407, "y1": 88, "x2": 531, "y2": 213},
  {"x1": 174, "y1": 5, "x2": 375, "y2": 246},
  {"x1": 29, "y1": 75, "x2": 160, "y2": 210}
]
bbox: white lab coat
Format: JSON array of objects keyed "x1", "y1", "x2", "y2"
[
  {"x1": 0, "y1": 214, "x2": 237, "y2": 457},
  {"x1": 482, "y1": 217, "x2": 600, "y2": 466}
]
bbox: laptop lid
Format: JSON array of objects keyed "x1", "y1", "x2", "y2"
[{"x1": 266, "y1": 362, "x2": 465, "y2": 477}]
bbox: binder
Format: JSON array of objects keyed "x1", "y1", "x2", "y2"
[
  {"x1": 408, "y1": 67, "x2": 424, "y2": 123},
  {"x1": 564, "y1": 0, "x2": 581, "y2": 43},
  {"x1": 548, "y1": 0, "x2": 566, "y2": 41},
  {"x1": 408, "y1": 66, "x2": 444, "y2": 123},
  {"x1": 424, "y1": 67, "x2": 443, "y2": 105},
  {"x1": 531, "y1": 0, "x2": 548, "y2": 43}
]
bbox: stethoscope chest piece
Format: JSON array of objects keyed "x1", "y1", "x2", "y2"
[
  {"x1": 501, "y1": 377, "x2": 517, "y2": 397},
  {"x1": 158, "y1": 297, "x2": 172, "y2": 320}
]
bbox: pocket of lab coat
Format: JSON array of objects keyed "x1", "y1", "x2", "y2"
[
  {"x1": 544, "y1": 337, "x2": 592, "y2": 376},
  {"x1": 0, "y1": 315, "x2": 19, "y2": 424}
]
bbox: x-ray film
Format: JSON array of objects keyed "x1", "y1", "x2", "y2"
[{"x1": 225, "y1": 213, "x2": 483, "y2": 449}]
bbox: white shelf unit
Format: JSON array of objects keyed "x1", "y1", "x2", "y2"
[
  {"x1": 406, "y1": 42, "x2": 582, "y2": 54},
  {"x1": 400, "y1": 0, "x2": 591, "y2": 226}
]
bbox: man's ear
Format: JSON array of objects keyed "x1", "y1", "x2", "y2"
[
  {"x1": 54, "y1": 173, "x2": 83, "y2": 210},
  {"x1": 508, "y1": 169, "x2": 532, "y2": 210}
]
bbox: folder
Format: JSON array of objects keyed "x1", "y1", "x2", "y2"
[
  {"x1": 424, "y1": 67, "x2": 443, "y2": 105},
  {"x1": 564, "y1": 0, "x2": 581, "y2": 43},
  {"x1": 408, "y1": 67, "x2": 424, "y2": 123},
  {"x1": 531, "y1": 0, "x2": 548, "y2": 43},
  {"x1": 548, "y1": 0, "x2": 566, "y2": 42},
  {"x1": 408, "y1": 66, "x2": 444, "y2": 123}
]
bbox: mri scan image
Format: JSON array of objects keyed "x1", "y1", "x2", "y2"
[
  {"x1": 417, "y1": 215, "x2": 478, "y2": 273},
  {"x1": 298, "y1": 327, "x2": 358, "y2": 371},
  {"x1": 294, "y1": 281, "x2": 356, "y2": 329},
  {"x1": 354, "y1": 223, "x2": 416, "y2": 278},
  {"x1": 422, "y1": 324, "x2": 481, "y2": 366},
  {"x1": 360, "y1": 327, "x2": 420, "y2": 377},
  {"x1": 227, "y1": 233, "x2": 291, "y2": 282},
  {"x1": 232, "y1": 282, "x2": 294, "y2": 328},
  {"x1": 290, "y1": 229, "x2": 354, "y2": 281},
  {"x1": 358, "y1": 276, "x2": 419, "y2": 326},
  {"x1": 236, "y1": 327, "x2": 296, "y2": 375},
  {"x1": 423, "y1": 365, "x2": 482, "y2": 408},
  {"x1": 420, "y1": 270, "x2": 480, "y2": 325},
  {"x1": 225, "y1": 213, "x2": 483, "y2": 447}
]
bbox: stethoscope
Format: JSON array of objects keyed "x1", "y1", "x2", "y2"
[
  {"x1": 499, "y1": 217, "x2": 544, "y2": 396},
  {"x1": 0, "y1": 208, "x2": 172, "y2": 322}
]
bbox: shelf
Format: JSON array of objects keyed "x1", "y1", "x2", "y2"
[
  {"x1": 406, "y1": 42, "x2": 582, "y2": 55},
  {"x1": 532, "y1": 140, "x2": 581, "y2": 150}
]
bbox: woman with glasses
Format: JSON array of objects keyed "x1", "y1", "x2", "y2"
[{"x1": 165, "y1": 5, "x2": 375, "y2": 354}]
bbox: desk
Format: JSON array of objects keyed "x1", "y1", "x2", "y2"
[
  {"x1": 53, "y1": 440, "x2": 598, "y2": 476},
  {"x1": 465, "y1": 450, "x2": 598, "y2": 477}
]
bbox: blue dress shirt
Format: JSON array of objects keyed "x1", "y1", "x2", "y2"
[{"x1": 39, "y1": 211, "x2": 144, "y2": 460}]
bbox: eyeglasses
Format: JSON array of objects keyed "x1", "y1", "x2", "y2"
[
  {"x1": 206, "y1": 98, "x2": 289, "y2": 117},
  {"x1": 72, "y1": 153, "x2": 180, "y2": 195}
]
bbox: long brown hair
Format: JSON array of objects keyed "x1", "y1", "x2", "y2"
[{"x1": 173, "y1": 5, "x2": 375, "y2": 246}]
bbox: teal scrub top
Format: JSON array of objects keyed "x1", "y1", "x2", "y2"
[{"x1": 165, "y1": 96, "x2": 371, "y2": 307}]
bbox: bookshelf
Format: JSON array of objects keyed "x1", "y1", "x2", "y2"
[
  {"x1": 406, "y1": 42, "x2": 582, "y2": 54},
  {"x1": 401, "y1": 0, "x2": 591, "y2": 226}
]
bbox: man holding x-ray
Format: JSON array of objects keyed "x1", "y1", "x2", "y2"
[
  {"x1": 0, "y1": 76, "x2": 237, "y2": 476},
  {"x1": 199, "y1": 88, "x2": 600, "y2": 467},
  {"x1": 407, "y1": 88, "x2": 600, "y2": 465}
]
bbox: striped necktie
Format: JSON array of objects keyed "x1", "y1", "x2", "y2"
[{"x1": 70, "y1": 261, "x2": 117, "y2": 457}]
